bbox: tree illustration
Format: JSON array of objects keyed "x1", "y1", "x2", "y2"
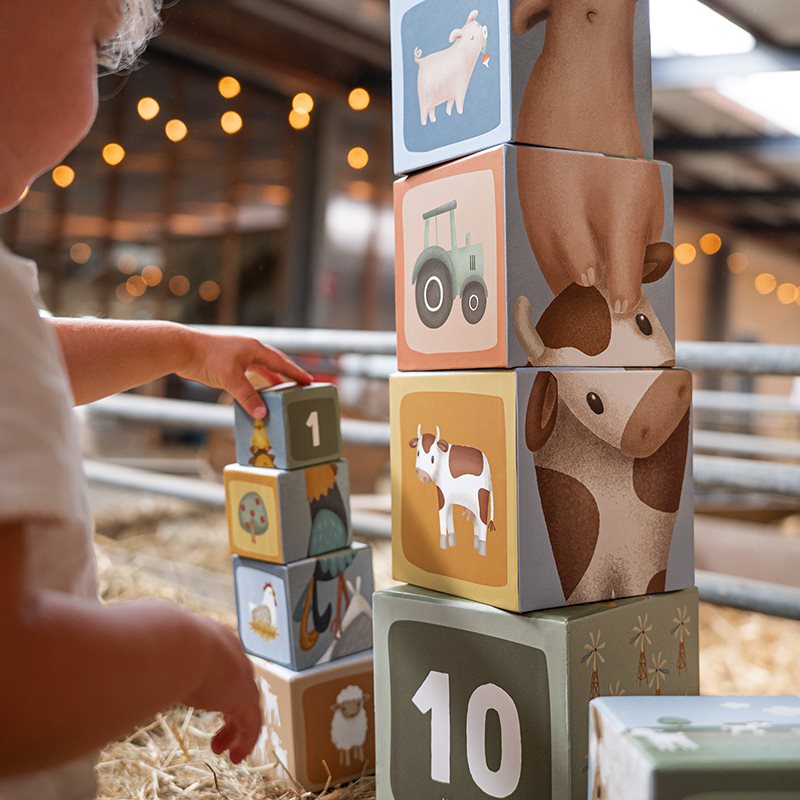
[
  {"x1": 630, "y1": 613, "x2": 653, "y2": 686},
  {"x1": 649, "y1": 651, "x2": 669, "y2": 696},
  {"x1": 581, "y1": 629, "x2": 605, "y2": 699},
  {"x1": 671, "y1": 606, "x2": 691, "y2": 675}
]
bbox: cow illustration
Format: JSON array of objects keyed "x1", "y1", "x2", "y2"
[
  {"x1": 513, "y1": 0, "x2": 644, "y2": 159},
  {"x1": 525, "y1": 367, "x2": 690, "y2": 604},
  {"x1": 414, "y1": 10, "x2": 489, "y2": 126},
  {"x1": 516, "y1": 147, "x2": 669, "y2": 320},
  {"x1": 409, "y1": 424, "x2": 495, "y2": 556},
  {"x1": 513, "y1": 241, "x2": 675, "y2": 369}
]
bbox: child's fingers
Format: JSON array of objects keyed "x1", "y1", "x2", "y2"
[
  {"x1": 255, "y1": 346, "x2": 313, "y2": 386},
  {"x1": 250, "y1": 365, "x2": 285, "y2": 388},
  {"x1": 211, "y1": 722, "x2": 237, "y2": 755},
  {"x1": 228, "y1": 376, "x2": 267, "y2": 419}
]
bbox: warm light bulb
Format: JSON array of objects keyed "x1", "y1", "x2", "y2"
[
  {"x1": 137, "y1": 97, "x2": 160, "y2": 120},
  {"x1": 776, "y1": 283, "x2": 799, "y2": 305},
  {"x1": 289, "y1": 109, "x2": 310, "y2": 130},
  {"x1": 126, "y1": 275, "x2": 147, "y2": 297},
  {"x1": 52, "y1": 165, "x2": 75, "y2": 188},
  {"x1": 674, "y1": 243, "x2": 696, "y2": 265},
  {"x1": 727, "y1": 252, "x2": 748, "y2": 274},
  {"x1": 348, "y1": 87, "x2": 370, "y2": 111},
  {"x1": 699, "y1": 232, "x2": 722, "y2": 255},
  {"x1": 69, "y1": 243, "x2": 92, "y2": 264},
  {"x1": 141, "y1": 265, "x2": 163, "y2": 287},
  {"x1": 754, "y1": 273, "x2": 777, "y2": 295},
  {"x1": 218, "y1": 76, "x2": 241, "y2": 99},
  {"x1": 347, "y1": 146, "x2": 369, "y2": 170},
  {"x1": 165, "y1": 119, "x2": 188, "y2": 142},
  {"x1": 220, "y1": 110, "x2": 243, "y2": 134},
  {"x1": 102, "y1": 142, "x2": 126, "y2": 166},
  {"x1": 199, "y1": 280, "x2": 221, "y2": 302},
  {"x1": 169, "y1": 275, "x2": 190, "y2": 296},
  {"x1": 292, "y1": 92, "x2": 314, "y2": 114}
]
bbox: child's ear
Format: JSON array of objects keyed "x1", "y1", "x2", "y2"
[
  {"x1": 512, "y1": 0, "x2": 552, "y2": 35},
  {"x1": 526, "y1": 372, "x2": 558, "y2": 452},
  {"x1": 642, "y1": 242, "x2": 674, "y2": 284}
]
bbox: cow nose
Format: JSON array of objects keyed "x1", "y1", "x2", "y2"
[
  {"x1": 621, "y1": 371, "x2": 692, "y2": 459},
  {"x1": 416, "y1": 468, "x2": 431, "y2": 484}
]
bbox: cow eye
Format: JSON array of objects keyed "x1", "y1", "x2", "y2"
[
  {"x1": 587, "y1": 392, "x2": 604, "y2": 415},
  {"x1": 431, "y1": 455, "x2": 435, "y2": 463},
  {"x1": 636, "y1": 313, "x2": 653, "y2": 336}
]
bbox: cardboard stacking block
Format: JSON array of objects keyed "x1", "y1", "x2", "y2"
[
  {"x1": 374, "y1": 584, "x2": 699, "y2": 800},
  {"x1": 234, "y1": 382, "x2": 342, "y2": 471},
  {"x1": 250, "y1": 651, "x2": 375, "y2": 792},
  {"x1": 224, "y1": 460, "x2": 352, "y2": 564},
  {"x1": 589, "y1": 695, "x2": 800, "y2": 799},
  {"x1": 394, "y1": 145, "x2": 675, "y2": 371},
  {"x1": 390, "y1": 0, "x2": 653, "y2": 175},
  {"x1": 234, "y1": 543, "x2": 374, "y2": 670},
  {"x1": 391, "y1": 368, "x2": 694, "y2": 612}
]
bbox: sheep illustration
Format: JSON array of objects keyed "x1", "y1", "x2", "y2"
[{"x1": 330, "y1": 684, "x2": 370, "y2": 767}]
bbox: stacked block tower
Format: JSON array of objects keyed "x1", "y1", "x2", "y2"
[
  {"x1": 376, "y1": 2, "x2": 701, "y2": 798},
  {"x1": 224, "y1": 383, "x2": 376, "y2": 790}
]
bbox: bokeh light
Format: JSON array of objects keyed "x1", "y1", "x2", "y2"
[
  {"x1": 102, "y1": 143, "x2": 126, "y2": 166},
  {"x1": 169, "y1": 275, "x2": 190, "y2": 296},
  {"x1": 674, "y1": 243, "x2": 697, "y2": 265},
  {"x1": 727, "y1": 252, "x2": 749, "y2": 274},
  {"x1": 199, "y1": 280, "x2": 221, "y2": 302},
  {"x1": 292, "y1": 92, "x2": 314, "y2": 114},
  {"x1": 126, "y1": 275, "x2": 147, "y2": 297},
  {"x1": 165, "y1": 119, "x2": 188, "y2": 143},
  {"x1": 115, "y1": 283, "x2": 134, "y2": 304},
  {"x1": 69, "y1": 243, "x2": 92, "y2": 264},
  {"x1": 137, "y1": 97, "x2": 160, "y2": 120},
  {"x1": 776, "y1": 283, "x2": 799, "y2": 305},
  {"x1": 699, "y1": 232, "x2": 723, "y2": 255},
  {"x1": 117, "y1": 253, "x2": 138, "y2": 275},
  {"x1": 218, "y1": 76, "x2": 241, "y2": 99},
  {"x1": 754, "y1": 273, "x2": 777, "y2": 295},
  {"x1": 347, "y1": 147, "x2": 369, "y2": 170},
  {"x1": 348, "y1": 88, "x2": 370, "y2": 111},
  {"x1": 289, "y1": 109, "x2": 310, "y2": 130},
  {"x1": 141, "y1": 265, "x2": 163, "y2": 287},
  {"x1": 220, "y1": 110, "x2": 243, "y2": 134},
  {"x1": 52, "y1": 165, "x2": 75, "y2": 188}
]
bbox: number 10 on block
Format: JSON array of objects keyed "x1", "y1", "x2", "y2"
[{"x1": 413, "y1": 670, "x2": 522, "y2": 798}]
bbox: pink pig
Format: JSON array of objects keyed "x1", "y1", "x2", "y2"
[{"x1": 414, "y1": 10, "x2": 489, "y2": 126}]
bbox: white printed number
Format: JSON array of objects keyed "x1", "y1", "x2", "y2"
[
  {"x1": 411, "y1": 670, "x2": 522, "y2": 798},
  {"x1": 305, "y1": 411, "x2": 321, "y2": 448}
]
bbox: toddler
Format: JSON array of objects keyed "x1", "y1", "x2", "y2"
[{"x1": 0, "y1": 2, "x2": 312, "y2": 797}]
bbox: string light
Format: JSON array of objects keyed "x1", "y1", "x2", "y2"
[
  {"x1": 674, "y1": 243, "x2": 696, "y2": 265},
  {"x1": 727, "y1": 252, "x2": 748, "y2": 274},
  {"x1": 220, "y1": 110, "x2": 243, "y2": 134},
  {"x1": 102, "y1": 143, "x2": 126, "y2": 166},
  {"x1": 218, "y1": 76, "x2": 241, "y2": 99},
  {"x1": 137, "y1": 97, "x2": 160, "y2": 120},
  {"x1": 292, "y1": 92, "x2": 314, "y2": 114},
  {"x1": 699, "y1": 232, "x2": 722, "y2": 255},
  {"x1": 169, "y1": 275, "x2": 190, "y2": 296},
  {"x1": 126, "y1": 275, "x2": 146, "y2": 297},
  {"x1": 141, "y1": 265, "x2": 163, "y2": 287},
  {"x1": 115, "y1": 283, "x2": 134, "y2": 304},
  {"x1": 52, "y1": 165, "x2": 75, "y2": 188},
  {"x1": 165, "y1": 119, "x2": 188, "y2": 142},
  {"x1": 754, "y1": 273, "x2": 777, "y2": 295},
  {"x1": 117, "y1": 253, "x2": 138, "y2": 274},
  {"x1": 348, "y1": 88, "x2": 370, "y2": 111},
  {"x1": 199, "y1": 280, "x2": 221, "y2": 302},
  {"x1": 289, "y1": 109, "x2": 310, "y2": 130},
  {"x1": 69, "y1": 243, "x2": 92, "y2": 264},
  {"x1": 776, "y1": 283, "x2": 799, "y2": 305}
]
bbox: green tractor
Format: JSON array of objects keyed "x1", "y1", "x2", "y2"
[{"x1": 412, "y1": 200, "x2": 488, "y2": 329}]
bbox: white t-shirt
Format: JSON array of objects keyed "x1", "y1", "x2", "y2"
[{"x1": 0, "y1": 245, "x2": 98, "y2": 799}]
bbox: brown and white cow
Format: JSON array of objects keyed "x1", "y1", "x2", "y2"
[
  {"x1": 513, "y1": 242, "x2": 675, "y2": 369},
  {"x1": 409, "y1": 424, "x2": 496, "y2": 556},
  {"x1": 525, "y1": 368, "x2": 691, "y2": 604}
]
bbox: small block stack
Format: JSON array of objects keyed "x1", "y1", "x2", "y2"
[{"x1": 224, "y1": 382, "x2": 375, "y2": 791}]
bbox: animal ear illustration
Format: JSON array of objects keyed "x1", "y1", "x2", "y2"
[
  {"x1": 437, "y1": 439, "x2": 450, "y2": 452},
  {"x1": 449, "y1": 27, "x2": 464, "y2": 43},
  {"x1": 526, "y1": 371, "x2": 558, "y2": 452},
  {"x1": 467, "y1": 9, "x2": 479, "y2": 23},
  {"x1": 409, "y1": 438, "x2": 419, "y2": 448},
  {"x1": 512, "y1": 0, "x2": 552, "y2": 35},
  {"x1": 642, "y1": 242, "x2": 675, "y2": 284}
]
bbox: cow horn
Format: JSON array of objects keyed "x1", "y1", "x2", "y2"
[
  {"x1": 434, "y1": 426, "x2": 441, "y2": 444},
  {"x1": 513, "y1": 295, "x2": 546, "y2": 363}
]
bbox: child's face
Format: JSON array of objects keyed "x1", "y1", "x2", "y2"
[{"x1": 0, "y1": 0, "x2": 123, "y2": 212}]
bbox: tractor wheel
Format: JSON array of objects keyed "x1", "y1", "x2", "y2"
[
  {"x1": 461, "y1": 281, "x2": 487, "y2": 325},
  {"x1": 415, "y1": 259, "x2": 453, "y2": 329}
]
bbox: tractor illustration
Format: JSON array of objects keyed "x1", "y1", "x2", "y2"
[{"x1": 412, "y1": 200, "x2": 488, "y2": 329}]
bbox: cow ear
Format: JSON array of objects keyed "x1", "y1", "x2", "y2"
[
  {"x1": 409, "y1": 437, "x2": 419, "y2": 448},
  {"x1": 449, "y1": 28, "x2": 463, "y2": 42},
  {"x1": 467, "y1": 9, "x2": 479, "y2": 22},
  {"x1": 512, "y1": 0, "x2": 551, "y2": 35},
  {"x1": 642, "y1": 242, "x2": 674, "y2": 284},
  {"x1": 437, "y1": 439, "x2": 449, "y2": 452},
  {"x1": 526, "y1": 371, "x2": 558, "y2": 452}
]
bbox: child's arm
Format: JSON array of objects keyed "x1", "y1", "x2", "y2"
[
  {"x1": 49, "y1": 318, "x2": 313, "y2": 418},
  {"x1": 0, "y1": 520, "x2": 261, "y2": 774}
]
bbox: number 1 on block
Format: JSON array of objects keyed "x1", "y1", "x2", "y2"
[
  {"x1": 305, "y1": 410, "x2": 321, "y2": 448},
  {"x1": 412, "y1": 670, "x2": 451, "y2": 784}
]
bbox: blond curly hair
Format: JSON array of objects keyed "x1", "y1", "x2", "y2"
[{"x1": 98, "y1": 0, "x2": 163, "y2": 72}]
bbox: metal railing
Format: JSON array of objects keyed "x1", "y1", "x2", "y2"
[{"x1": 84, "y1": 330, "x2": 800, "y2": 621}]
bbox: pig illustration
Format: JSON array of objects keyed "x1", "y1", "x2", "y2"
[
  {"x1": 516, "y1": 148, "x2": 669, "y2": 317},
  {"x1": 414, "y1": 10, "x2": 489, "y2": 126},
  {"x1": 513, "y1": 0, "x2": 644, "y2": 159},
  {"x1": 513, "y1": 241, "x2": 675, "y2": 368}
]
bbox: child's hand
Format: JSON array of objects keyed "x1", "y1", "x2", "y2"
[
  {"x1": 182, "y1": 616, "x2": 262, "y2": 764},
  {"x1": 177, "y1": 329, "x2": 313, "y2": 419}
]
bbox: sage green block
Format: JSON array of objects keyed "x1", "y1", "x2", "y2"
[{"x1": 374, "y1": 584, "x2": 699, "y2": 800}]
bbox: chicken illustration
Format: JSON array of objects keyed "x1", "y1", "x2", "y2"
[
  {"x1": 249, "y1": 582, "x2": 279, "y2": 641},
  {"x1": 294, "y1": 464, "x2": 353, "y2": 652},
  {"x1": 249, "y1": 417, "x2": 276, "y2": 468}
]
